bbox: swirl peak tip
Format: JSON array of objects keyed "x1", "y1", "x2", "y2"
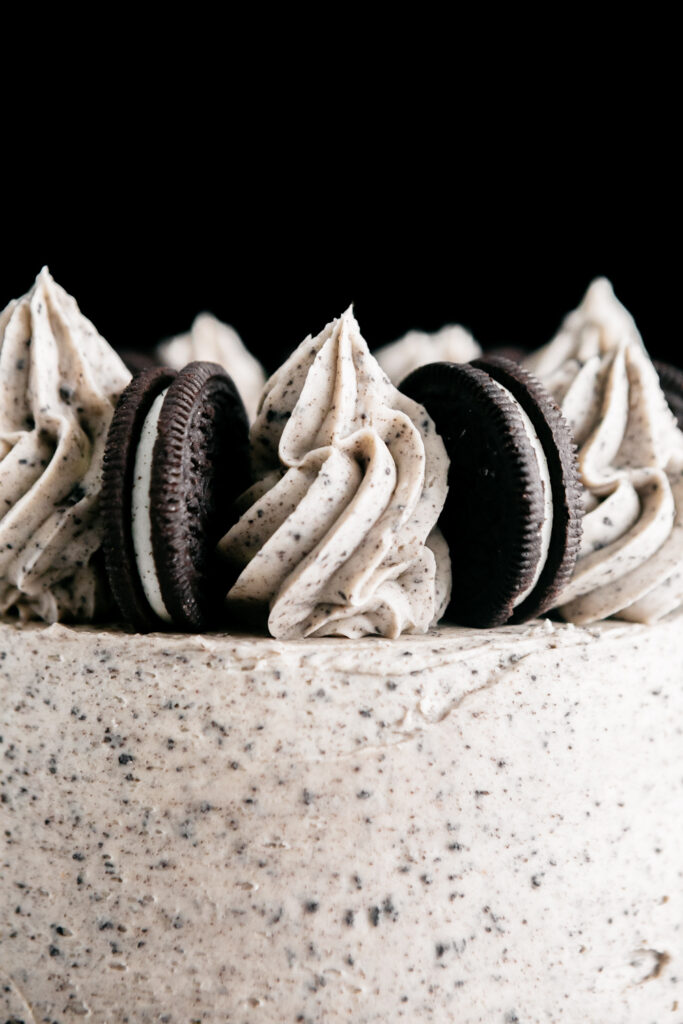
[
  {"x1": 35, "y1": 265, "x2": 53, "y2": 286},
  {"x1": 339, "y1": 303, "x2": 357, "y2": 326},
  {"x1": 583, "y1": 276, "x2": 616, "y2": 305}
]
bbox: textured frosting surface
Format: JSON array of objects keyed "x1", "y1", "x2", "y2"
[
  {"x1": 526, "y1": 278, "x2": 683, "y2": 623},
  {"x1": 221, "y1": 309, "x2": 450, "y2": 639},
  {"x1": 374, "y1": 324, "x2": 481, "y2": 385},
  {"x1": 0, "y1": 269, "x2": 131, "y2": 622},
  {"x1": 156, "y1": 313, "x2": 266, "y2": 421},
  {"x1": 1, "y1": 616, "x2": 682, "y2": 1023}
]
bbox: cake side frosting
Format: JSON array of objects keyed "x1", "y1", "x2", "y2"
[
  {"x1": 2, "y1": 616, "x2": 682, "y2": 1023},
  {"x1": 221, "y1": 308, "x2": 451, "y2": 639},
  {"x1": 0, "y1": 269, "x2": 131, "y2": 622}
]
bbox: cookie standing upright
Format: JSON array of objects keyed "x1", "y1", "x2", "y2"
[
  {"x1": 101, "y1": 362, "x2": 250, "y2": 631},
  {"x1": 401, "y1": 356, "x2": 583, "y2": 626},
  {"x1": 655, "y1": 360, "x2": 683, "y2": 430}
]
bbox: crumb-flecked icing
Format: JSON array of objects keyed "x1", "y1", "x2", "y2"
[
  {"x1": 220, "y1": 308, "x2": 451, "y2": 639},
  {"x1": 2, "y1": 615, "x2": 682, "y2": 1023},
  {"x1": 374, "y1": 324, "x2": 481, "y2": 385},
  {"x1": 156, "y1": 313, "x2": 266, "y2": 421},
  {"x1": 526, "y1": 278, "x2": 683, "y2": 624},
  {"x1": 0, "y1": 269, "x2": 131, "y2": 622}
]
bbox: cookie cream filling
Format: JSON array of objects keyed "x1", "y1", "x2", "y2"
[
  {"x1": 130, "y1": 388, "x2": 172, "y2": 623},
  {"x1": 488, "y1": 377, "x2": 554, "y2": 607}
]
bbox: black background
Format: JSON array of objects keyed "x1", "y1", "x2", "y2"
[
  {"x1": 2, "y1": 19, "x2": 679, "y2": 376},
  {"x1": 2, "y1": 145, "x2": 678, "y2": 375}
]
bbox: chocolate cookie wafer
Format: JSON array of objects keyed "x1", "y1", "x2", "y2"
[
  {"x1": 482, "y1": 345, "x2": 527, "y2": 363},
  {"x1": 116, "y1": 348, "x2": 159, "y2": 375},
  {"x1": 101, "y1": 362, "x2": 250, "y2": 631},
  {"x1": 401, "y1": 357, "x2": 582, "y2": 627},
  {"x1": 655, "y1": 360, "x2": 683, "y2": 430}
]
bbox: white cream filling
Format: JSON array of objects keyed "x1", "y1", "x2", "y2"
[
  {"x1": 489, "y1": 378, "x2": 554, "y2": 608},
  {"x1": 130, "y1": 388, "x2": 173, "y2": 623}
]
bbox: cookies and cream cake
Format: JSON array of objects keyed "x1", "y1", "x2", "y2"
[{"x1": 1, "y1": 271, "x2": 682, "y2": 1023}]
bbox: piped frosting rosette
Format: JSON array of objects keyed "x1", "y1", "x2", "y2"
[
  {"x1": 0, "y1": 268, "x2": 131, "y2": 621},
  {"x1": 156, "y1": 313, "x2": 266, "y2": 421},
  {"x1": 220, "y1": 307, "x2": 451, "y2": 639},
  {"x1": 374, "y1": 324, "x2": 481, "y2": 385},
  {"x1": 525, "y1": 278, "x2": 683, "y2": 624}
]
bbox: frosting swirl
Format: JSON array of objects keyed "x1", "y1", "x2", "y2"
[
  {"x1": 0, "y1": 268, "x2": 131, "y2": 622},
  {"x1": 525, "y1": 278, "x2": 683, "y2": 624},
  {"x1": 156, "y1": 313, "x2": 266, "y2": 421},
  {"x1": 220, "y1": 308, "x2": 451, "y2": 639},
  {"x1": 374, "y1": 324, "x2": 481, "y2": 385}
]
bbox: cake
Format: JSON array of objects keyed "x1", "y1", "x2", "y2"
[{"x1": 2, "y1": 274, "x2": 683, "y2": 1023}]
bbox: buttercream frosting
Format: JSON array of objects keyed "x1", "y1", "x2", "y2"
[
  {"x1": 2, "y1": 614, "x2": 682, "y2": 1022},
  {"x1": 525, "y1": 278, "x2": 683, "y2": 623},
  {"x1": 374, "y1": 323, "x2": 481, "y2": 385},
  {"x1": 156, "y1": 313, "x2": 266, "y2": 421},
  {"x1": 220, "y1": 308, "x2": 451, "y2": 639},
  {"x1": 0, "y1": 269, "x2": 131, "y2": 622}
]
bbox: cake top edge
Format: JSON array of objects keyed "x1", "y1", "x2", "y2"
[{"x1": 1, "y1": 610, "x2": 680, "y2": 652}]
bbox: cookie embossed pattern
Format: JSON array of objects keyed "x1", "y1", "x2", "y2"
[{"x1": 1, "y1": 271, "x2": 683, "y2": 1024}]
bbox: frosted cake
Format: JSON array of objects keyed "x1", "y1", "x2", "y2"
[{"x1": 1, "y1": 272, "x2": 682, "y2": 1023}]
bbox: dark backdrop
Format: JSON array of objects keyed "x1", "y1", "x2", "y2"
[
  {"x1": 2, "y1": 34, "x2": 678, "y2": 375},
  {"x1": 1, "y1": 183, "x2": 677, "y2": 374}
]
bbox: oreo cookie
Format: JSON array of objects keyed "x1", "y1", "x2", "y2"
[
  {"x1": 482, "y1": 345, "x2": 527, "y2": 364},
  {"x1": 655, "y1": 360, "x2": 683, "y2": 430},
  {"x1": 401, "y1": 356, "x2": 583, "y2": 627},
  {"x1": 117, "y1": 348, "x2": 159, "y2": 375},
  {"x1": 102, "y1": 362, "x2": 250, "y2": 631}
]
